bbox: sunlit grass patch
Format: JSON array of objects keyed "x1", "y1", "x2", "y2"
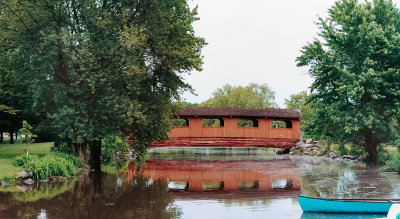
[{"x1": 0, "y1": 142, "x2": 53, "y2": 182}]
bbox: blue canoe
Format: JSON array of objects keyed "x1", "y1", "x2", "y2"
[{"x1": 298, "y1": 195, "x2": 400, "y2": 213}]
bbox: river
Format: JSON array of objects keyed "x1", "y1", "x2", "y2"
[{"x1": 1, "y1": 147, "x2": 400, "y2": 219}]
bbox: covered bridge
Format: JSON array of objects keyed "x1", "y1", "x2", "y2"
[{"x1": 154, "y1": 106, "x2": 301, "y2": 148}]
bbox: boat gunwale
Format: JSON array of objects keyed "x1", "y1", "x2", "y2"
[{"x1": 298, "y1": 195, "x2": 400, "y2": 203}]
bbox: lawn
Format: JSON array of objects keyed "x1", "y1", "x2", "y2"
[{"x1": 0, "y1": 142, "x2": 53, "y2": 181}]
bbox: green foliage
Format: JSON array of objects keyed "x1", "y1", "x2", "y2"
[
  {"x1": 296, "y1": 0, "x2": 400, "y2": 162},
  {"x1": 51, "y1": 153, "x2": 84, "y2": 168},
  {"x1": 321, "y1": 141, "x2": 332, "y2": 155},
  {"x1": 12, "y1": 153, "x2": 82, "y2": 180},
  {"x1": 202, "y1": 83, "x2": 277, "y2": 108},
  {"x1": 12, "y1": 154, "x2": 39, "y2": 168},
  {"x1": 271, "y1": 120, "x2": 287, "y2": 128},
  {"x1": 19, "y1": 120, "x2": 37, "y2": 144},
  {"x1": 0, "y1": 0, "x2": 205, "y2": 163},
  {"x1": 202, "y1": 119, "x2": 223, "y2": 127},
  {"x1": 172, "y1": 118, "x2": 189, "y2": 127},
  {"x1": 382, "y1": 157, "x2": 400, "y2": 173},
  {"x1": 101, "y1": 135, "x2": 130, "y2": 163},
  {"x1": 0, "y1": 142, "x2": 51, "y2": 181},
  {"x1": 337, "y1": 144, "x2": 348, "y2": 156},
  {"x1": 284, "y1": 91, "x2": 312, "y2": 131},
  {"x1": 377, "y1": 145, "x2": 392, "y2": 165},
  {"x1": 237, "y1": 119, "x2": 256, "y2": 127}
]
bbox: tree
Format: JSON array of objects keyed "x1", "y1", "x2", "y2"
[
  {"x1": 284, "y1": 91, "x2": 312, "y2": 130},
  {"x1": 0, "y1": 0, "x2": 205, "y2": 169},
  {"x1": 202, "y1": 83, "x2": 277, "y2": 108},
  {"x1": 296, "y1": 0, "x2": 400, "y2": 162},
  {"x1": 201, "y1": 83, "x2": 277, "y2": 127}
]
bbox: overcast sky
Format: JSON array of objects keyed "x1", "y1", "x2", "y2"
[{"x1": 181, "y1": 0, "x2": 400, "y2": 107}]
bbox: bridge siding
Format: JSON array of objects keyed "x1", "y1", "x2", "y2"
[{"x1": 169, "y1": 118, "x2": 300, "y2": 139}]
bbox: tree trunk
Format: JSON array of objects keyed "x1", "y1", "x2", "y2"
[
  {"x1": 89, "y1": 140, "x2": 101, "y2": 171},
  {"x1": 9, "y1": 129, "x2": 14, "y2": 144},
  {"x1": 364, "y1": 129, "x2": 378, "y2": 163},
  {"x1": 0, "y1": 132, "x2": 3, "y2": 143},
  {"x1": 89, "y1": 170, "x2": 103, "y2": 194},
  {"x1": 79, "y1": 143, "x2": 88, "y2": 163},
  {"x1": 15, "y1": 131, "x2": 17, "y2": 141}
]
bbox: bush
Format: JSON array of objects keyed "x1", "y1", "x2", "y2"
[
  {"x1": 12, "y1": 153, "x2": 82, "y2": 180},
  {"x1": 382, "y1": 157, "x2": 400, "y2": 173},
  {"x1": 377, "y1": 145, "x2": 392, "y2": 165},
  {"x1": 101, "y1": 134, "x2": 129, "y2": 163},
  {"x1": 52, "y1": 152, "x2": 84, "y2": 167}
]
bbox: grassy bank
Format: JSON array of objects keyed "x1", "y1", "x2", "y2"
[{"x1": 0, "y1": 142, "x2": 53, "y2": 181}]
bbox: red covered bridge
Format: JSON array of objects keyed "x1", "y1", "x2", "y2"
[{"x1": 154, "y1": 107, "x2": 301, "y2": 148}]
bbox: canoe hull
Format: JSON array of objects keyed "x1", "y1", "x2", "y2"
[{"x1": 298, "y1": 195, "x2": 399, "y2": 213}]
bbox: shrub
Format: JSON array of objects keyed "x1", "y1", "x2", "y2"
[
  {"x1": 12, "y1": 153, "x2": 82, "y2": 180},
  {"x1": 52, "y1": 152, "x2": 84, "y2": 167},
  {"x1": 101, "y1": 134, "x2": 129, "y2": 163},
  {"x1": 382, "y1": 157, "x2": 400, "y2": 173},
  {"x1": 13, "y1": 154, "x2": 40, "y2": 167},
  {"x1": 377, "y1": 145, "x2": 392, "y2": 165}
]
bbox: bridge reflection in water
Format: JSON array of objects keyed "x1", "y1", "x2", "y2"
[{"x1": 124, "y1": 159, "x2": 301, "y2": 198}]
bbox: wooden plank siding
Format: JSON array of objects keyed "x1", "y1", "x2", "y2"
[
  {"x1": 151, "y1": 107, "x2": 301, "y2": 148},
  {"x1": 169, "y1": 118, "x2": 300, "y2": 139}
]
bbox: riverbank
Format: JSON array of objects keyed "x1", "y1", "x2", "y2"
[
  {"x1": 284, "y1": 139, "x2": 400, "y2": 168},
  {"x1": 288, "y1": 139, "x2": 366, "y2": 162},
  {"x1": 0, "y1": 142, "x2": 53, "y2": 182}
]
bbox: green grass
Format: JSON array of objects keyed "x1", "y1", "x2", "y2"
[{"x1": 0, "y1": 142, "x2": 53, "y2": 181}]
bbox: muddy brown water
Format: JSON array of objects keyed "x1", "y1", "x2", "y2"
[{"x1": 1, "y1": 147, "x2": 400, "y2": 219}]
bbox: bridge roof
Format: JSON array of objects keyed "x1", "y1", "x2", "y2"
[{"x1": 177, "y1": 107, "x2": 301, "y2": 120}]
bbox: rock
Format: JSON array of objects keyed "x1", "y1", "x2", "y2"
[
  {"x1": 17, "y1": 170, "x2": 33, "y2": 179},
  {"x1": 305, "y1": 138, "x2": 313, "y2": 144},
  {"x1": 295, "y1": 141, "x2": 306, "y2": 150},
  {"x1": 1, "y1": 181, "x2": 10, "y2": 187},
  {"x1": 39, "y1": 179, "x2": 48, "y2": 183},
  {"x1": 50, "y1": 176, "x2": 66, "y2": 182},
  {"x1": 343, "y1": 155, "x2": 358, "y2": 160},
  {"x1": 23, "y1": 178, "x2": 34, "y2": 185},
  {"x1": 328, "y1": 151, "x2": 340, "y2": 158},
  {"x1": 289, "y1": 152, "x2": 294, "y2": 155}
]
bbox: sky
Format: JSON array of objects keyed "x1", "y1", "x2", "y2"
[{"x1": 181, "y1": 0, "x2": 400, "y2": 107}]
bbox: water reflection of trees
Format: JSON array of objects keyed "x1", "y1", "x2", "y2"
[
  {"x1": 299, "y1": 159, "x2": 395, "y2": 199},
  {"x1": 0, "y1": 173, "x2": 181, "y2": 219}
]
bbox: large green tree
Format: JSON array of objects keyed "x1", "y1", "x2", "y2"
[
  {"x1": 0, "y1": 0, "x2": 205, "y2": 168},
  {"x1": 201, "y1": 83, "x2": 277, "y2": 127},
  {"x1": 284, "y1": 91, "x2": 312, "y2": 130},
  {"x1": 202, "y1": 83, "x2": 277, "y2": 108},
  {"x1": 297, "y1": 0, "x2": 400, "y2": 162}
]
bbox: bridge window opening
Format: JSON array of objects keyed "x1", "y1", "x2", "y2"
[
  {"x1": 272, "y1": 179, "x2": 294, "y2": 189},
  {"x1": 172, "y1": 118, "x2": 189, "y2": 127},
  {"x1": 271, "y1": 120, "x2": 292, "y2": 128},
  {"x1": 237, "y1": 119, "x2": 259, "y2": 127},
  {"x1": 238, "y1": 181, "x2": 259, "y2": 190},
  {"x1": 203, "y1": 182, "x2": 224, "y2": 190},
  {"x1": 168, "y1": 181, "x2": 188, "y2": 190},
  {"x1": 202, "y1": 118, "x2": 224, "y2": 127}
]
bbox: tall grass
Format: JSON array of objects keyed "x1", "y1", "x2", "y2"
[{"x1": 12, "y1": 153, "x2": 83, "y2": 180}]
